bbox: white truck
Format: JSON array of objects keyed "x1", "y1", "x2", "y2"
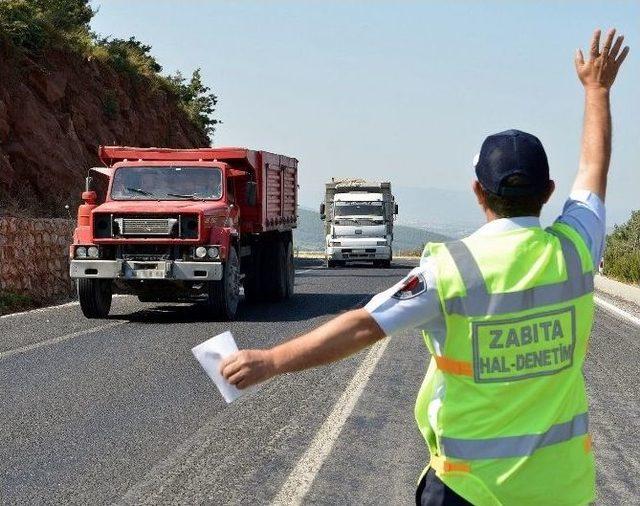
[{"x1": 320, "y1": 179, "x2": 397, "y2": 267}]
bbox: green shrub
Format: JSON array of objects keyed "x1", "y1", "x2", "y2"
[
  {"x1": 603, "y1": 210, "x2": 640, "y2": 284},
  {"x1": 97, "y1": 36, "x2": 162, "y2": 77},
  {"x1": 32, "y1": 0, "x2": 93, "y2": 33},
  {"x1": 0, "y1": 0, "x2": 93, "y2": 52},
  {"x1": 0, "y1": 0, "x2": 47, "y2": 51},
  {"x1": 0, "y1": 291, "x2": 33, "y2": 315},
  {"x1": 102, "y1": 90, "x2": 118, "y2": 120}
]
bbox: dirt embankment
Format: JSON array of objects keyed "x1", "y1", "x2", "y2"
[{"x1": 0, "y1": 39, "x2": 209, "y2": 217}]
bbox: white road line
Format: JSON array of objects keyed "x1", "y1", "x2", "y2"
[
  {"x1": 0, "y1": 320, "x2": 125, "y2": 361},
  {"x1": 0, "y1": 294, "x2": 131, "y2": 319},
  {"x1": 295, "y1": 266, "x2": 325, "y2": 274},
  {"x1": 594, "y1": 296, "x2": 640, "y2": 328},
  {"x1": 271, "y1": 338, "x2": 390, "y2": 506},
  {"x1": 0, "y1": 300, "x2": 80, "y2": 319}
]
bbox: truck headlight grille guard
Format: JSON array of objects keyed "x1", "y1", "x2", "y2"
[{"x1": 179, "y1": 214, "x2": 199, "y2": 239}]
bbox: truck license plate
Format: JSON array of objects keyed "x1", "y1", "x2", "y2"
[{"x1": 135, "y1": 269, "x2": 165, "y2": 278}]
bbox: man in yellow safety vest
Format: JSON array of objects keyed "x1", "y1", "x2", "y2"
[{"x1": 221, "y1": 29, "x2": 629, "y2": 505}]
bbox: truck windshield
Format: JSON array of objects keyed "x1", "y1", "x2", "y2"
[
  {"x1": 110, "y1": 167, "x2": 223, "y2": 200},
  {"x1": 334, "y1": 201, "x2": 383, "y2": 216}
]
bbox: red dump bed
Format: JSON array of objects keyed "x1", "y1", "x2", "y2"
[{"x1": 99, "y1": 146, "x2": 298, "y2": 234}]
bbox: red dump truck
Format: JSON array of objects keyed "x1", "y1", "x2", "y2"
[{"x1": 70, "y1": 146, "x2": 298, "y2": 320}]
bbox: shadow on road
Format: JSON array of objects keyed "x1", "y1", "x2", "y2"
[{"x1": 110, "y1": 292, "x2": 372, "y2": 324}]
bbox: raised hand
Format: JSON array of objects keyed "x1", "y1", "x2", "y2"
[{"x1": 575, "y1": 28, "x2": 629, "y2": 90}]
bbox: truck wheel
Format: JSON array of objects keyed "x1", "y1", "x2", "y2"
[
  {"x1": 266, "y1": 240, "x2": 287, "y2": 301},
  {"x1": 207, "y1": 247, "x2": 240, "y2": 320},
  {"x1": 77, "y1": 279, "x2": 112, "y2": 319},
  {"x1": 244, "y1": 244, "x2": 263, "y2": 303},
  {"x1": 284, "y1": 240, "x2": 295, "y2": 299}
]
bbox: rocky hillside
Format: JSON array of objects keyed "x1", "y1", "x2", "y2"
[{"x1": 0, "y1": 39, "x2": 209, "y2": 217}]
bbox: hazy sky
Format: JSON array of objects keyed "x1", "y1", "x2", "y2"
[{"x1": 90, "y1": 1, "x2": 639, "y2": 226}]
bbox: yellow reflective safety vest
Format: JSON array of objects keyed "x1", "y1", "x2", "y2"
[{"x1": 416, "y1": 222, "x2": 596, "y2": 505}]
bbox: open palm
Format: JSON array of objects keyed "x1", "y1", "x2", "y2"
[{"x1": 575, "y1": 28, "x2": 629, "y2": 90}]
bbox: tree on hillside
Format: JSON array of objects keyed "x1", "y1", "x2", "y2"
[
  {"x1": 34, "y1": 0, "x2": 94, "y2": 32},
  {"x1": 603, "y1": 210, "x2": 640, "y2": 284},
  {"x1": 167, "y1": 69, "x2": 220, "y2": 141}
]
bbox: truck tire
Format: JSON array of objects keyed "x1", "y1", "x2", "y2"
[
  {"x1": 206, "y1": 247, "x2": 240, "y2": 320},
  {"x1": 284, "y1": 239, "x2": 295, "y2": 299},
  {"x1": 243, "y1": 243, "x2": 263, "y2": 303},
  {"x1": 77, "y1": 279, "x2": 112, "y2": 319},
  {"x1": 265, "y1": 239, "x2": 287, "y2": 301}
]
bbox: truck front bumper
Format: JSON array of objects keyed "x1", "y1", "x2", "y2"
[
  {"x1": 70, "y1": 259, "x2": 223, "y2": 281},
  {"x1": 326, "y1": 245, "x2": 391, "y2": 261}
]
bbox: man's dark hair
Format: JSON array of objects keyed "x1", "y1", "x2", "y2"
[{"x1": 483, "y1": 175, "x2": 548, "y2": 218}]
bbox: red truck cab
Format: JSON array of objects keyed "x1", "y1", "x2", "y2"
[{"x1": 70, "y1": 146, "x2": 298, "y2": 320}]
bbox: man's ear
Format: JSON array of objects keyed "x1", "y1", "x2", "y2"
[
  {"x1": 544, "y1": 180, "x2": 556, "y2": 203},
  {"x1": 472, "y1": 180, "x2": 486, "y2": 208}
]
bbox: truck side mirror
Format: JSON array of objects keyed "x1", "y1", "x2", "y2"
[
  {"x1": 82, "y1": 191, "x2": 97, "y2": 205},
  {"x1": 320, "y1": 203, "x2": 325, "y2": 219},
  {"x1": 246, "y1": 181, "x2": 257, "y2": 206},
  {"x1": 394, "y1": 203, "x2": 398, "y2": 215}
]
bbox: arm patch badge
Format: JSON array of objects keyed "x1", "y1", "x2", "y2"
[{"x1": 392, "y1": 272, "x2": 427, "y2": 300}]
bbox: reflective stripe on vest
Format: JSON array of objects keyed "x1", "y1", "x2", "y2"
[
  {"x1": 440, "y1": 412, "x2": 589, "y2": 459},
  {"x1": 434, "y1": 355, "x2": 472, "y2": 376},
  {"x1": 443, "y1": 230, "x2": 593, "y2": 316}
]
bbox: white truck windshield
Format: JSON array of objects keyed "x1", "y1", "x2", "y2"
[
  {"x1": 334, "y1": 201, "x2": 383, "y2": 216},
  {"x1": 111, "y1": 167, "x2": 223, "y2": 200}
]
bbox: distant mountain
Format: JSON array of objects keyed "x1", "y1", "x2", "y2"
[
  {"x1": 299, "y1": 185, "x2": 484, "y2": 240},
  {"x1": 294, "y1": 207, "x2": 450, "y2": 253},
  {"x1": 298, "y1": 184, "x2": 634, "y2": 239}
]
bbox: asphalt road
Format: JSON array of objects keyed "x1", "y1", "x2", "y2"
[{"x1": 0, "y1": 260, "x2": 638, "y2": 505}]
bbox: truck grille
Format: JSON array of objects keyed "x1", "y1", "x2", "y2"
[
  {"x1": 120, "y1": 244, "x2": 174, "y2": 261},
  {"x1": 118, "y1": 217, "x2": 178, "y2": 236}
]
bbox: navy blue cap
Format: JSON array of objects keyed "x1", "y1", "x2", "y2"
[{"x1": 474, "y1": 129, "x2": 550, "y2": 197}]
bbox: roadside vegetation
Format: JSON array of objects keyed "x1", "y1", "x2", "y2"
[
  {"x1": 0, "y1": 291, "x2": 33, "y2": 315},
  {"x1": 0, "y1": 0, "x2": 219, "y2": 140},
  {"x1": 396, "y1": 245, "x2": 426, "y2": 257},
  {"x1": 603, "y1": 210, "x2": 640, "y2": 285}
]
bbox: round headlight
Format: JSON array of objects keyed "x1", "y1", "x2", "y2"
[
  {"x1": 207, "y1": 246, "x2": 219, "y2": 259},
  {"x1": 76, "y1": 246, "x2": 87, "y2": 258},
  {"x1": 87, "y1": 246, "x2": 99, "y2": 258},
  {"x1": 195, "y1": 246, "x2": 207, "y2": 258}
]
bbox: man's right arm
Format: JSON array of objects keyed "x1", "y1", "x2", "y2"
[{"x1": 572, "y1": 28, "x2": 629, "y2": 201}]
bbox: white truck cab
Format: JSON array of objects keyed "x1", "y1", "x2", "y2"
[{"x1": 321, "y1": 180, "x2": 397, "y2": 267}]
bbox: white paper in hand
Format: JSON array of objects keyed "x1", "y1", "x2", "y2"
[{"x1": 192, "y1": 331, "x2": 244, "y2": 403}]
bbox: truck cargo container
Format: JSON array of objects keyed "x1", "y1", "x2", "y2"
[{"x1": 70, "y1": 146, "x2": 298, "y2": 320}]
